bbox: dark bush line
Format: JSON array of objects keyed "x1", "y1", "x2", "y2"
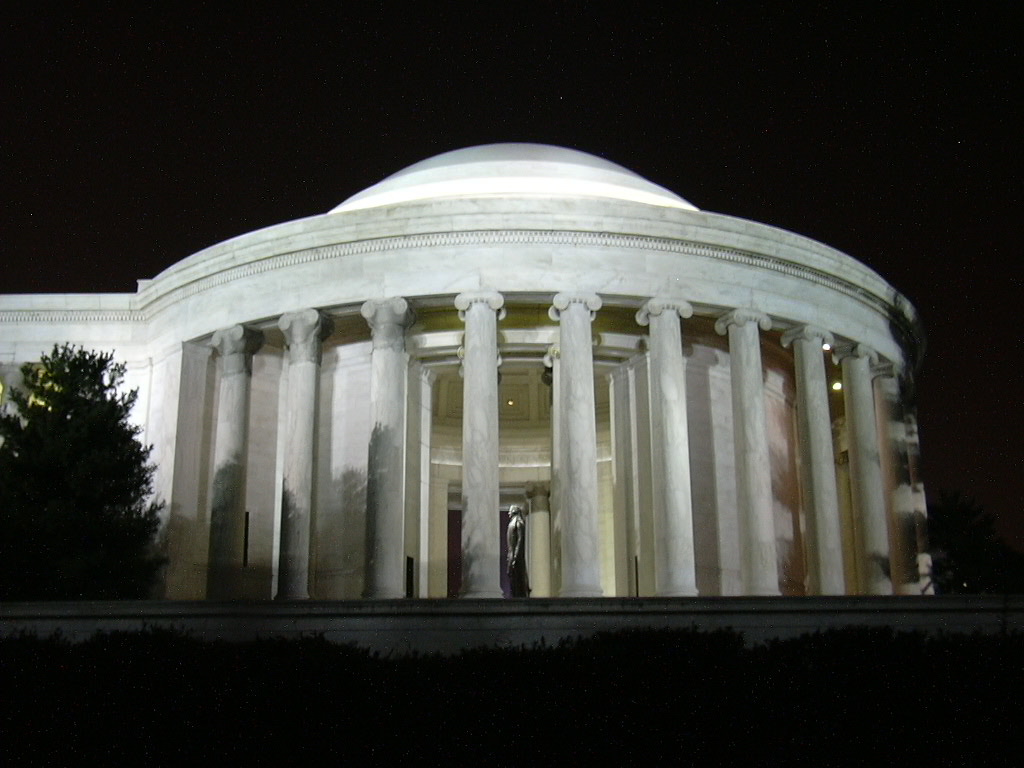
[{"x1": 3, "y1": 627, "x2": 1022, "y2": 763}]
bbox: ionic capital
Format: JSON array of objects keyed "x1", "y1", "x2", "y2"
[
  {"x1": 524, "y1": 482, "x2": 550, "y2": 511},
  {"x1": 543, "y1": 344, "x2": 560, "y2": 368},
  {"x1": 211, "y1": 325, "x2": 264, "y2": 375},
  {"x1": 361, "y1": 298, "x2": 413, "y2": 351},
  {"x1": 279, "y1": 309, "x2": 333, "y2": 365},
  {"x1": 871, "y1": 360, "x2": 902, "y2": 380},
  {"x1": 714, "y1": 308, "x2": 772, "y2": 336},
  {"x1": 832, "y1": 342, "x2": 878, "y2": 367},
  {"x1": 780, "y1": 324, "x2": 835, "y2": 349},
  {"x1": 636, "y1": 297, "x2": 694, "y2": 327},
  {"x1": 455, "y1": 290, "x2": 506, "y2": 321},
  {"x1": 549, "y1": 292, "x2": 602, "y2": 321},
  {"x1": 607, "y1": 364, "x2": 629, "y2": 384}
]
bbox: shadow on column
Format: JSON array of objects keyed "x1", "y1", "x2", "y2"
[
  {"x1": 768, "y1": 389, "x2": 806, "y2": 596},
  {"x1": 685, "y1": 345, "x2": 722, "y2": 595},
  {"x1": 207, "y1": 457, "x2": 243, "y2": 599},
  {"x1": 319, "y1": 467, "x2": 367, "y2": 599}
]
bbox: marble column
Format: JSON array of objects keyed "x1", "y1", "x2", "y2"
[
  {"x1": 0, "y1": 365, "x2": 25, "y2": 418},
  {"x1": 166, "y1": 343, "x2": 214, "y2": 599},
  {"x1": 543, "y1": 345, "x2": 564, "y2": 594},
  {"x1": 549, "y1": 292, "x2": 603, "y2": 597},
  {"x1": 276, "y1": 309, "x2": 332, "y2": 600},
  {"x1": 525, "y1": 483, "x2": 552, "y2": 597},
  {"x1": 207, "y1": 324, "x2": 263, "y2": 599},
  {"x1": 361, "y1": 298, "x2": 414, "y2": 599},
  {"x1": 609, "y1": 364, "x2": 639, "y2": 597},
  {"x1": 414, "y1": 367, "x2": 436, "y2": 598},
  {"x1": 781, "y1": 325, "x2": 845, "y2": 595},
  {"x1": 715, "y1": 309, "x2": 779, "y2": 596},
  {"x1": 637, "y1": 298, "x2": 698, "y2": 596},
  {"x1": 835, "y1": 343, "x2": 892, "y2": 594},
  {"x1": 904, "y1": 412, "x2": 933, "y2": 593},
  {"x1": 455, "y1": 291, "x2": 505, "y2": 598},
  {"x1": 876, "y1": 366, "x2": 919, "y2": 593}
]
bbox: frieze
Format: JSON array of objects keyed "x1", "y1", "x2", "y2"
[{"x1": 0, "y1": 310, "x2": 138, "y2": 324}]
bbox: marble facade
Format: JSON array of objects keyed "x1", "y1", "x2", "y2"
[{"x1": 0, "y1": 144, "x2": 930, "y2": 599}]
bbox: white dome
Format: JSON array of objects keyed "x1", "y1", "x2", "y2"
[{"x1": 330, "y1": 143, "x2": 699, "y2": 213}]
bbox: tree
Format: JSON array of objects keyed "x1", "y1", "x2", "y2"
[
  {"x1": 927, "y1": 491, "x2": 1024, "y2": 594},
  {"x1": 0, "y1": 344, "x2": 164, "y2": 599}
]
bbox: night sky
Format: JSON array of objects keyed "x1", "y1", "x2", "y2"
[{"x1": 3, "y1": 7, "x2": 1021, "y2": 544}]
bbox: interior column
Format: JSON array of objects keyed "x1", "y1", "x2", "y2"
[{"x1": 525, "y1": 482, "x2": 552, "y2": 596}]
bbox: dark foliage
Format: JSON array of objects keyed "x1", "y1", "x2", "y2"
[
  {"x1": 927, "y1": 490, "x2": 1024, "y2": 594},
  {"x1": 0, "y1": 345, "x2": 163, "y2": 599},
  {"x1": 1, "y1": 627, "x2": 1021, "y2": 764}
]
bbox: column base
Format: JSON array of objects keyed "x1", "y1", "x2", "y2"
[
  {"x1": 865, "y1": 579, "x2": 894, "y2": 596},
  {"x1": 656, "y1": 587, "x2": 700, "y2": 597},
  {"x1": 559, "y1": 585, "x2": 604, "y2": 598},
  {"x1": 459, "y1": 589, "x2": 505, "y2": 599},
  {"x1": 363, "y1": 588, "x2": 406, "y2": 600},
  {"x1": 275, "y1": 590, "x2": 310, "y2": 601}
]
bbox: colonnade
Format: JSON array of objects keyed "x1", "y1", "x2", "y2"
[{"x1": 204, "y1": 292, "x2": 900, "y2": 599}]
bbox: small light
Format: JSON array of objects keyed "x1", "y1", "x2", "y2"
[
  {"x1": 831, "y1": 382, "x2": 842, "y2": 391},
  {"x1": 507, "y1": 399, "x2": 514, "y2": 406},
  {"x1": 821, "y1": 343, "x2": 831, "y2": 351}
]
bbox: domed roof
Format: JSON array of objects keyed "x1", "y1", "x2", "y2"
[{"x1": 330, "y1": 143, "x2": 698, "y2": 213}]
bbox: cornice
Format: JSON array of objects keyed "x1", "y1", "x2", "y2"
[
  {"x1": 137, "y1": 229, "x2": 908, "y2": 321},
  {"x1": 1, "y1": 230, "x2": 914, "y2": 344}
]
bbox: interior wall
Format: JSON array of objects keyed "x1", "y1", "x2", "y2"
[
  {"x1": 241, "y1": 347, "x2": 282, "y2": 598},
  {"x1": 314, "y1": 340, "x2": 372, "y2": 598},
  {"x1": 164, "y1": 342, "x2": 214, "y2": 598}
]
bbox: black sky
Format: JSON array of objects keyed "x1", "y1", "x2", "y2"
[{"x1": 3, "y1": 6, "x2": 1021, "y2": 544}]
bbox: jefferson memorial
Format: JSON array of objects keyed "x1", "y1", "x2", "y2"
[{"x1": 0, "y1": 144, "x2": 929, "y2": 600}]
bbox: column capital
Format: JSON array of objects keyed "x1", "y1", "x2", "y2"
[
  {"x1": 549, "y1": 292, "x2": 602, "y2": 321},
  {"x1": 420, "y1": 366, "x2": 438, "y2": 386},
  {"x1": 361, "y1": 298, "x2": 413, "y2": 351},
  {"x1": 781, "y1": 324, "x2": 835, "y2": 349},
  {"x1": 524, "y1": 482, "x2": 550, "y2": 501},
  {"x1": 211, "y1": 325, "x2": 264, "y2": 375},
  {"x1": 636, "y1": 297, "x2": 694, "y2": 326},
  {"x1": 280, "y1": 309, "x2": 333, "y2": 364},
  {"x1": 833, "y1": 342, "x2": 878, "y2": 366},
  {"x1": 871, "y1": 360, "x2": 902, "y2": 380},
  {"x1": 543, "y1": 344, "x2": 560, "y2": 368},
  {"x1": 715, "y1": 308, "x2": 772, "y2": 336},
  {"x1": 607, "y1": 364, "x2": 629, "y2": 384},
  {"x1": 455, "y1": 290, "x2": 505, "y2": 320}
]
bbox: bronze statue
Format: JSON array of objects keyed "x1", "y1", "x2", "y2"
[{"x1": 506, "y1": 504, "x2": 530, "y2": 597}]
